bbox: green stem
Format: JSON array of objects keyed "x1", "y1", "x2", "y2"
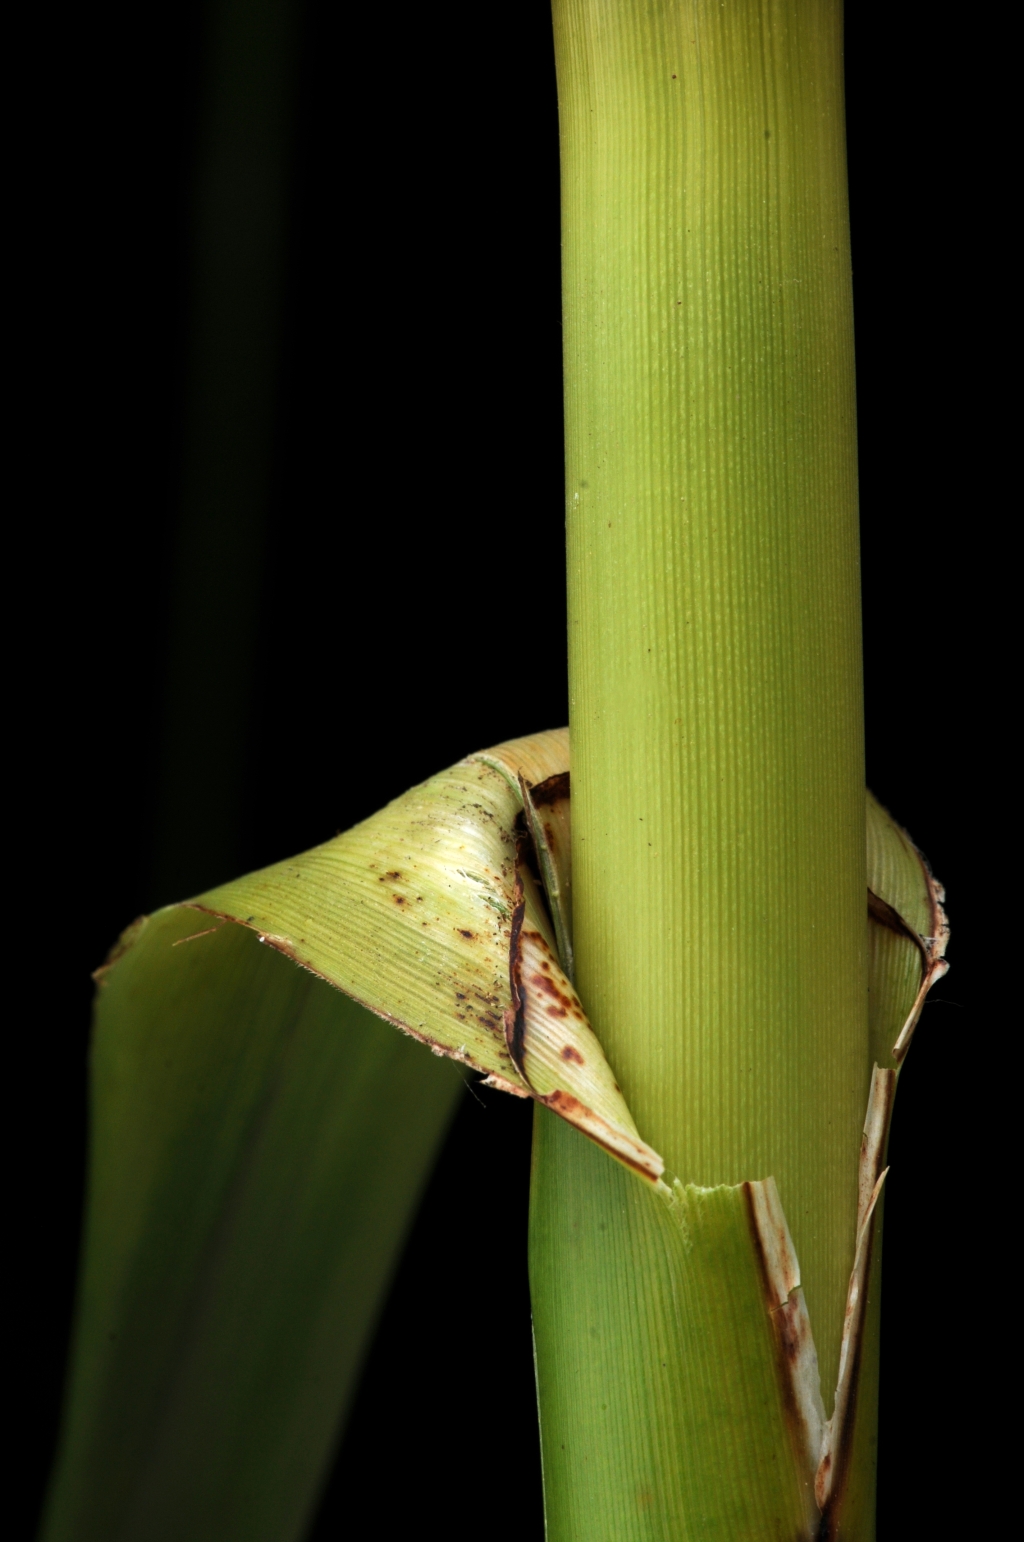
[{"x1": 532, "y1": 0, "x2": 867, "y2": 1531}]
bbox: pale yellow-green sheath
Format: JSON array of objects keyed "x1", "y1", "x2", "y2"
[{"x1": 43, "y1": 723, "x2": 943, "y2": 1541}]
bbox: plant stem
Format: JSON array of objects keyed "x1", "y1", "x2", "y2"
[{"x1": 532, "y1": 0, "x2": 867, "y2": 1530}]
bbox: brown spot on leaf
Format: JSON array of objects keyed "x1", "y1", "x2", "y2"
[
  {"x1": 530, "y1": 970, "x2": 575, "y2": 1011},
  {"x1": 544, "y1": 1089, "x2": 584, "y2": 1118},
  {"x1": 560, "y1": 1044, "x2": 585, "y2": 1065},
  {"x1": 458, "y1": 928, "x2": 475, "y2": 939}
]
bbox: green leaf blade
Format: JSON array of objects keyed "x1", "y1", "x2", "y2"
[{"x1": 42, "y1": 908, "x2": 463, "y2": 1542}]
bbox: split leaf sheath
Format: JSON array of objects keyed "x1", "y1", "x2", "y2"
[{"x1": 43, "y1": 732, "x2": 945, "y2": 1542}]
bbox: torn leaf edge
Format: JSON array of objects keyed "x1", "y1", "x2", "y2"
[
  {"x1": 744, "y1": 1176, "x2": 825, "y2": 1518},
  {"x1": 867, "y1": 833, "x2": 950, "y2": 1064},
  {"x1": 814, "y1": 1064, "x2": 895, "y2": 1518}
]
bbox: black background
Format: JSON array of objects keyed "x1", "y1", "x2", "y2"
[{"x1": 14, "y1": 1, "x2": 999, "y2": 1536}]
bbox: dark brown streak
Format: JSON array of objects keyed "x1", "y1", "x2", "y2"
[
  {"x1": 529, "y1": 770, "x2": 570, "y2": 807},
  {"x1": 741, "y1": 1184, "x2": 805, "y2": 1445},
  {"x1": 514, "y1": 800, "x2": 562, "y2": 949},
  {"x1": 503, "y1": 846, "x2": 528, "y2": 1079},
  {"x1": 513, "y1": 808, "x2": 542, "y2": 882},
  {"x1": 540, "y1": 1093, "x2": 653, "y2": 1178}
]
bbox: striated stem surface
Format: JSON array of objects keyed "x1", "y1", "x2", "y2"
[{"x1": 532, "y1": 0, "x2": 868, "y2": 1533}]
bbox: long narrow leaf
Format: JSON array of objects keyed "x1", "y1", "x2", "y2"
[
  {"x1": 43, "y1": 731, "x2": 651, "y2": 1541},
  {"x1": 42, "y1": 910, "x2": 462, "y2": 1542}
]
